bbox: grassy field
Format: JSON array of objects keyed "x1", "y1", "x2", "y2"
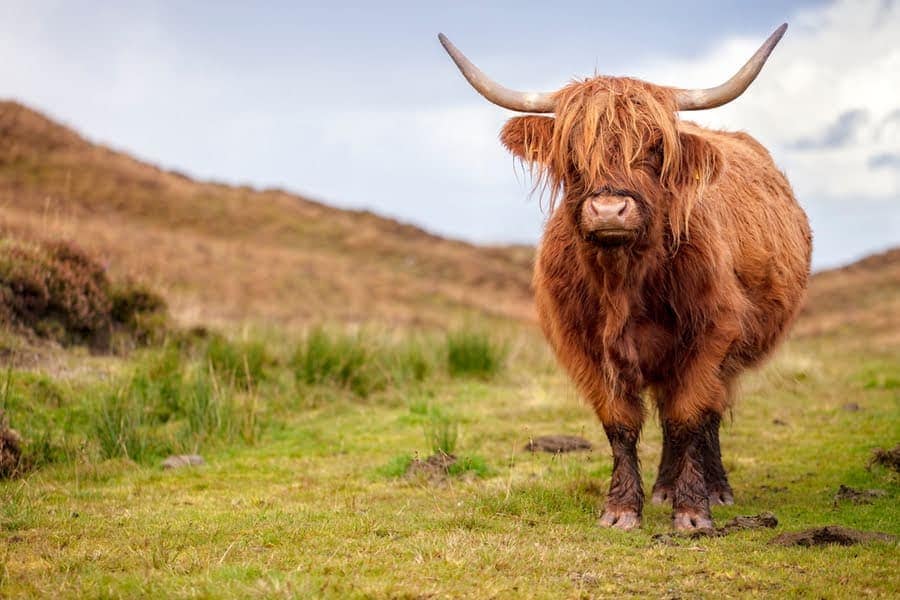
[
  {"x1": 1, "y1": 100, "x2": 898, "y2": 598},
  {"x1": 1, "y1": 324, "x2": 897, "y2": 598}
]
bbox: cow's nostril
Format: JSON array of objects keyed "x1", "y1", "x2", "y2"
[{"x1": 617, "y1": 199, "x2": 631, "y2": 216}]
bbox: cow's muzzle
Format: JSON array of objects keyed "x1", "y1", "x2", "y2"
[{"x1": 580, "y1": 192, "x2": 642, "y2": 246}]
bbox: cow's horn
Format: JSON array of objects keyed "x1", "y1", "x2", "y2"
[
  {"x1": 674, "y1": 23, "x2": 788, "y2": 111},
  {"x1": 438, "y1": 33, "x2": 556, "y2": 113}
]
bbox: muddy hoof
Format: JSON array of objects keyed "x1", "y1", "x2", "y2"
[
  {"x1": 709, "y1": 488, "x2": 734, "y2": 506},
  {"x1": 673, "y1": 509, "x2": 714, "y2": 531},
  {"x1": 599, "y1": 508, "x2": 642, "y2": 531}
]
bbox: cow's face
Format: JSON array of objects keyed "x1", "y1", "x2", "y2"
[{"x1": 499, "y1": 78, "x2": 721, "y2": 251}]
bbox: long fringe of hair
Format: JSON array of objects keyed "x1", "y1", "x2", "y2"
[{"x1": 516, "y1": 77, "x2": 718, "y2": 241}]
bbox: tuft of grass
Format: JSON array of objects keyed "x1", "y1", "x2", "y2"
[
  {"x1": 447, "y1": 455, "x2": 491, "y2": 478},
  {"x1": 291, "y1": 328, "x2": 384, "y2": 398},
  {"x1": 445, "y1": 327, "x2": 506, "y2": 378},
  {"x1": 205, "y1": 336, "x2": 269, "y2": 390},
  {"x1": 377, "y1": 454, "x2": 415, "y2": 478},
  {"x1": 424, "y1": 411, "x2": 459, "y2": 456},
  {"x1": 93, "y1": 386, "x2": 161, "y2": 463},
  {"x1": 180, "y1": 368, "x2": 260, "y2": 447}
]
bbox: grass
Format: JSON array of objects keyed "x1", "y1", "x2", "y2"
[
  {"x1": 0, "y1": 324, "x2": 897, "y2": 598},
  {"x1": 446, "y1": 327, "x2": 507, "y2": 378}
]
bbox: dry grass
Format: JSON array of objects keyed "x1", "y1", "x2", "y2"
[{"x1": 0, "y1": 101, "x2": 534, "y2": 331}]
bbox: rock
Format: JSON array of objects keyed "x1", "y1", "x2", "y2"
[
  {"x1": 525, "y1": 435, "x2": 593, "y2": 453},
  {"x1": 771, "y1": 526, "x2": 896, "y2": 547},
  {"x1": 841, "y1": 402, "x2": 861, "y2": 412},
  {"x1": 161, "y1": 454, "x2": 206, "y2": 470}
]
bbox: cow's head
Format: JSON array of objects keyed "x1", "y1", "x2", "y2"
[{"x1": 438, "y1": 25, "x2": 785, "y2": 251}]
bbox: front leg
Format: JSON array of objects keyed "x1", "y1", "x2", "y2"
[
  {"x1": 598, "y1": 424, "x2": 644, "y2": 531},
  {"x1": 653, "y1": 413, "x2": 733, "y2": 506},
  {"x1": 667, "y1": 420, "x2": 714, "y2": 530}
]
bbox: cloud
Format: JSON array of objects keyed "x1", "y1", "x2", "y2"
[
  {"x1": 789, "y1": 109, "x2": 869, "y2": 150},
  {"x1": 868, "y1": 152, "x2": 900, "y2": 170},
  {"x1": 635, "y1": 0, "x2": 900, "y2": 203}
]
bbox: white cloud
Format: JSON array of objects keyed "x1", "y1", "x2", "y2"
[{"x1": 634, "y1": 0, "x2": 900, "y2": 205}]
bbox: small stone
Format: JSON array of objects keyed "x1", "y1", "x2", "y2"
[
  {"x1": 161, "y1": 454, "x2": 206, "y2": 470},
  {"x1": 842, "y1": 402, "x2": 861, "y2": 412}
]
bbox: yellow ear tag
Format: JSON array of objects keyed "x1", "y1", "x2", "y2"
[{"x1": 694, "y1": 171, "x2": 701, "y2": 181}]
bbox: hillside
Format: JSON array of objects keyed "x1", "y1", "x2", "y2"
[
  {"x1": 797, "y1": 247, "x2": 900, "y2": 346},
  {"x1": 0, "y1": 101, "x2": 534, "y2": 330},
  {"x1": 2, "y1": 100, "x2": 898, "y2": 339}
]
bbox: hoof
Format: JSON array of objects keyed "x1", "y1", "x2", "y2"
[
  {"x1": 709, "y1": 488, "x2": 734, "y2": 506},
  {"x1": 673, "y1": 509, "x2": 714, "y2": 531},
  {"x1": 651, "y1": 485, "x2": 672, "y2": 505},
  {"x1": 599, "y1": 508, "x2": 642, "y2": 531}
]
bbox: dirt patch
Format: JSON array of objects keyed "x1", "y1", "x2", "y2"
[
  {"x1": 526, "y1": 435, "x2": 593, "y2": 453},
  {"x1": 771, "y1": 526, "x2": 896, "y2": 547},
  {"x1": 653, "y1": 512, "x2": 778, "y2": 544},
  {"x1": 833, "y1": 484, "x2": 887, "y2": 505},
  {"x1": 868, "y1": 444, "x2": 900, "y2": 473},
  {"x1": 406, "y1": 452, "x2": 457, "y2": 482},
  {"x1": 0, "y1": 408, "x2": 23, "y2": 478}
]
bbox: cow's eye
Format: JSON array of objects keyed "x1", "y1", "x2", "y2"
[{"x1": 641, "y1": 145, "x2": 663, "y2": 172}]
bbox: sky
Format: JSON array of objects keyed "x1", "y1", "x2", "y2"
[{"x1": 0, "y1": 0, "x2": 897, "y2": 270}]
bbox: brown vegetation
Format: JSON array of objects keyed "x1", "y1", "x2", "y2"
[
  {"x1": 0, "y1": 101, "x2": 534, "y2": 330},
  {"x1": 0, "y1": 229, "x2": 167, "y2": 351}
]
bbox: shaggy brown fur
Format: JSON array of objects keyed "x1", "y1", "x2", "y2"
[{"x1": 500, "y1": 77, "x2": 812, "y2": 530}]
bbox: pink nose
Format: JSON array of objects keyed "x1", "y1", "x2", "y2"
[{"x1": 586, "y1": 196, "x2": 633, "y2": 229}]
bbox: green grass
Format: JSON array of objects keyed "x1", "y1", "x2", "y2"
[
  {"x1": 445, "y1": 327, "x2": 507, "y2": 378},
  {"x1": 0, "y1": 326, "x2": 898, "y2": 598}
]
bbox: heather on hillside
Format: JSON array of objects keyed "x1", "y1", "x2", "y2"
[{"x1": 0, "y1": 231, "x2": 167, "y2": 350}]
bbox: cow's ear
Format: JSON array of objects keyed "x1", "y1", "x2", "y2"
[
  {"x1": 675, "y1": 131, "x2": 723, "y2": 189},
  {"x1": 500, "y1": 116, "x2": 555, "y2": 164}
]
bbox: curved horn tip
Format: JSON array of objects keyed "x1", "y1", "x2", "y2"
[{"x1": 675, "y1": 22, "x2": 790, "y2": 111}]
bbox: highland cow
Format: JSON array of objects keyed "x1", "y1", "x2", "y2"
[{"x1": 439, "y1": 24, "x2": 811, "y2": 531}]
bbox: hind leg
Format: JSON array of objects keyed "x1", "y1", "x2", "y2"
[
  {"x1": 701, "y1": 412, "x2": 734, "y2": 505},
  {"x1": 651, "y1": 418, "x2": 677, "y2": 505}
]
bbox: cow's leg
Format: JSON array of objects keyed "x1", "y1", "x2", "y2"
[
  {"x1": 662, "y1": 323, "x2": 738, "y2": 530},
  {"x1": 654, "y1": 412, "x2": 732, "y2": 508},
  {"x1": 665, "y1": 418, "x2": 714, "y2": 530},
  {"x1": 651, "y1": 417, "x2": 676, "y2": 504},
  {"x1": 598, "y1": 422, "x2": 643, "y2": 530},
  {"x1": 701, "y1": 412, "x2": 734, "y2": 506}
]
